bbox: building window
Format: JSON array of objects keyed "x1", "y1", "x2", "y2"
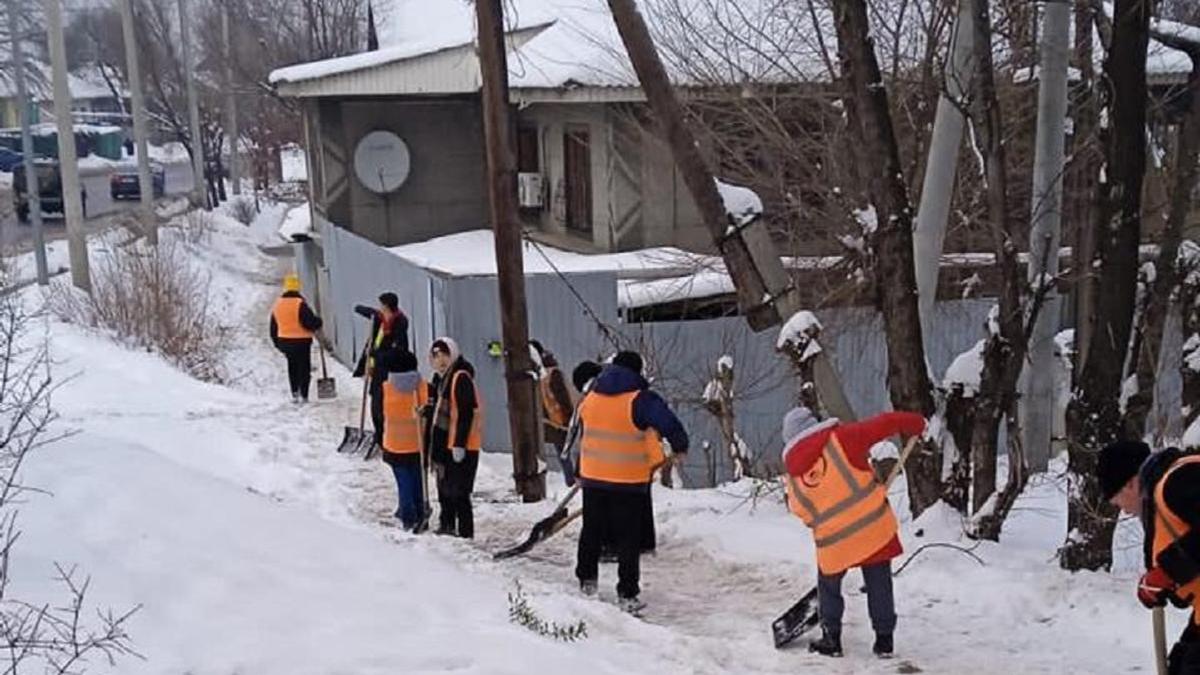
[{"x1": 563, "y1": 126, "x2": 592, "y2": 235}]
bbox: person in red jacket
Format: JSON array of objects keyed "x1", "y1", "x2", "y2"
[{"x1": 781, "y1": 405, "x2": 925, "y2": 659}]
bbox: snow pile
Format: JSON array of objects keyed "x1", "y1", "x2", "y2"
[
  {"x1": 146, "y1": 142, "x2": 190, "y2": 164},
  {"x1": 944, "y1": 339, "x2": 986, "y2": 396},
  {"x1": 715, "y1": 178, "x2": 763, "y2": 229},
  {"x1": 277, "y1": 204, "x2": 313, "y2": 241}
]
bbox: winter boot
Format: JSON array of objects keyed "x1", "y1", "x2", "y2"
[
  {"x1": 579, "y1": 579, "x2": 598, "y2": 597},
  {"x1": 808, "y1": 629, "x2": 843, "y2": 658},
  {"x1": 291, "y1": 392, "x2": 302, "y2": 404},
  {"x1": 618, "y1": 596, "x2": 646, "y2": 615},
  {"x1": 873, "y1": 633, "x2": 894, "y2": 659}
]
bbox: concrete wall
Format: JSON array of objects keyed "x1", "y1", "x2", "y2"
[{"x1": 316, "y1": 97, "x2": 488, "y2": 247}]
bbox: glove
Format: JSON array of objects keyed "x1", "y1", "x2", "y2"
[
  {"x1": 872, "y1": 458, "x2": 899, "y2": 484},
  {"x1": 451, "y1": 447, "x2": 466, "y2": 463},
  {"x1": 1138, "y1": 567, "x2": 1176, "y2": 609}
]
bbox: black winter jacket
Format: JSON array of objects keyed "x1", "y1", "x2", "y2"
[{"x1": 1140, "y1": 448, "x2": 1200, "y2": 588}]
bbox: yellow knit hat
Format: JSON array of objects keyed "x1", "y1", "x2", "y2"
[{"x1": 283, "y1": 274, "x2": 301, "y2": 292}]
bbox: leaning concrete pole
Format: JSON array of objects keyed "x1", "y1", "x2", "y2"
[
  {"x1": 1022, "y1": 0, "x2": 1071, "y2": 471},
  {"x1": 8, "y1": 0, "x2": 48, "y2": 284},
  {"x1": 118, "y1": 0, "x2": 157, "y2": 244},
  {"x1": 43, "y1": 0, "x2": 90, "y2": 291},
  {"x1": 178, "y1": 0, "x2": 206, "y2": 207},
  {"x1": 914, "y1": 0, "x2": 975, "y2": 344}
]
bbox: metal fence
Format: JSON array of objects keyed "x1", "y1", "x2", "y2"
[{"x1": 302, "y1": 218, "x2": 1184, "y2": 487}]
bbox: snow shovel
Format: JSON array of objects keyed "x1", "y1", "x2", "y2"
[
  {"x1": 337, "y1": 374, "x2": 370, "y2": 454},
  {"x1": 1153, "y1": 607, "x2": 1168, "y2": 675},
  {"x1": 316, "y1": 341, "x2": 336, "y2": 400},
  {"x1": 493, "y1": 484, "x2": 582, "y2": 560},
  {"x1": 414, "y1": 403, "x2": 433, "y2": 534},
  {"x1": 771, "y1": 435, "x2": 920, "y2": 649}
]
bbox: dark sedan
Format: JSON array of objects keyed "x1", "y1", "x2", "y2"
[
  {"x1": 0, "y1": 148, "x2": 23, "y2": 172},
  {"x1": 110, "y1": 163, "x2": 165, "y2": 200}
]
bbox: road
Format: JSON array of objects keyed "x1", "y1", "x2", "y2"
[{"x1": 0, "y1": 160, "x2": 194, "y2": 254}]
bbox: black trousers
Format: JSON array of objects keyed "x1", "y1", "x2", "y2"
[
  {"x1": 576, "y1": 487, "x2": 646, "y2": 599},
  {"x1": 280, "y1": 341, "x2": 312, "y2": 399},
  {"x1": 1171, "y1": 623, "x2": 1200, "y2": 675},
  {"x1": 369, "y1": 378, "x2": 385, "y2": 446},
  {"x1": 436, "y1": 451, "x2": 479, "y2": 538}
]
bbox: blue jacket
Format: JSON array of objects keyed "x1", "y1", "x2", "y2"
[{"x1": 576, "y1": 365, "x2": 688, "y2": 491}]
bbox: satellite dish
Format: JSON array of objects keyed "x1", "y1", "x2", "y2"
[{"x1": 353, "y1": 130, "x2": 411, "y2": 194}]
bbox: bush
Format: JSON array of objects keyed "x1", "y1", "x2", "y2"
[
  {"x1": 181, "y1": 209, "x2": 216, "y2": 244},
  {"x1": 507, "y1": 581, "x2": 587, "y2": 642},
  {"x1": 229, "y1": 197, "x2": 258, "y2": 226},
  {"x1": 49, "y1": 233, "x2": 230, "y2": 383}
]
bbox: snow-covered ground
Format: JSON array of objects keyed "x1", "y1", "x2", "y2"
[{"x1": 1, "y1": 211, "x2": 1182, "y2": 673}]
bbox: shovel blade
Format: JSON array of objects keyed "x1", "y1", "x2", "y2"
[
  {"x1": 317, "y1": 378, "x2": 337, "y2": 399},
  {"x1": 337, "y1": 427, "x2": 364, "y2": 453}
]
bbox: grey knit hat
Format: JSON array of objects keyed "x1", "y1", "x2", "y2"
[{"x1": 781, "y1": 406, "x2": 819, "y2": 443}]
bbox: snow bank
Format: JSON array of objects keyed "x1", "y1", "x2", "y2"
[{"x1": 715, "y1": 178, "x2": 763, "y2": 229}]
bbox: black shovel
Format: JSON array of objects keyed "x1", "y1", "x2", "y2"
[
  {"x1": 493, "y1": 484, "x2": 581, "y2": 560},
  {"x1": 316, "y1": 341, "x2": 336, "y2": 400}
]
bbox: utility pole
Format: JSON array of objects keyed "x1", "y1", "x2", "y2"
[
  {"x1": 604, "y1": 0, "x2": 855, "y2": 420},
  {"x1": 178, "y1": 0, "x2": 206, "y2": 208},
  {"x1": 474, "y1": 0, "x2": 545, "y2": 503},
  {"x1": 118, "y1": 0, "x2": 157, "y2": 244},
  {"x1": 223, "y1": 1, "x2": 239, "y2": 196},
  {"x1": 914, "y1": 0, "x2": 974, "y2": 344},
  {"x1": 43, "y1": 0, "x2": 89, "y2": 291},
  {"x1": 8, "y1": 0, "x2": 48, "y2": 285},
  {"x1": 1022, "y1": 0, "x2": 1071, "y2": 471}
]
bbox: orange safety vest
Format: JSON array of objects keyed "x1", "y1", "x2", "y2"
[
  {"x1": 785, "y1": 433, "x2": 899, "y2": 576},
  {"x1": 448, "y1": 371, "x2": 483, "y2": 451},
  {"x1": 541, "y1": 367, "x2": 571, "y2": 429},
  {"x1": 383, "y1": 378, "x2": 428, "y2": 455},
  {"x1": 577, "y1": 391, "x2": 666, "y2": 485},
  {"x1": 272, "y1": 296, "x2": 313, "y2": 340},
  {"x1": 1153, "y1": 454, "x2": 1200, "y2": 624}
]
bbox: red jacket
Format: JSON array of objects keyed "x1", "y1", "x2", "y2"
[{"x1": 783, "y1": 412, "x2": 926, "y2": 568}]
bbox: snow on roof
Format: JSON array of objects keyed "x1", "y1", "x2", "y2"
[{"x1": 388, "y1": 229, "x2": 710, "y2": 278}]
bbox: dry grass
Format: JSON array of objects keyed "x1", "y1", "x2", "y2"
[{"x1": 48, "y1": 233, "x2": 230, "y2": 383}]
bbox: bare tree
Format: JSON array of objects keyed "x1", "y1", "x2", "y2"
[
  {"x1": 0, "y1": 267, "x2": 140, "y2": 672},
  {"x1": 1061, "y1": 0, "x2": 1152, "y2": 572},
  {"x1": 833, "y1": 0, "x2": 940, "y2": 517}
]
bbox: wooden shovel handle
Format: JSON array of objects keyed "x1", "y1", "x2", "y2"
[{"x1": 884, "y1": 436, "x2": 921, "y2": 488}]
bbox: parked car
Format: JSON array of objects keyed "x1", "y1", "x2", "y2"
[
  {"x1": 0, "y1": 147, "x2": 23, "y2": 173},
  {"x1": 13, "y1": 159, "x2": 87, "y2": 224},
  {"x1": 110, "y1": 162, "x2": 166, "y2": 200}
]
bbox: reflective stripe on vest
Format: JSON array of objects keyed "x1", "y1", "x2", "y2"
[
  {"x1": 541, "y1": 368, "x2": 570, "y2": 429},
  {"x1": 578, "y1": 391, "x2": 665, "y2": 484},
  {"x1": 1153, "y1": 454, "x2": 1200, "y2": 623},
  {"x1": 383, "y1": 380, "x2": 427, "y2": 455},
  {"x1": 448, "y1": 371, "x2": 483, "y2": 451},
  {"x1": 273, "y1": 297, "x2": 312, "y2": 340},
  {"x1": 785, "y1": 433, "x2": 899, "y2": 575}
]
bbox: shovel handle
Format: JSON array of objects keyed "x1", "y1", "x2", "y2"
[
  {"x1": 318, "y1": 336, "x2": 330, "y2": 378},
  {"x1": 884, "y1": 436, "x2": 921, "y2": 488},
  {"x1": 1153, "y1": 607, "x2": 1168, "y2": 675}
]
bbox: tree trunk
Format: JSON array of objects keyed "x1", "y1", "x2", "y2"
[
  {"x1": 832, "y1": 0, "x2": 939, "y2": 517},
  {"x1": 1062, "y1": 0, "x2": 1151, "y2": 572},
  {"x1": 943, "y1": 386, "x2": 976, "y2": 514},
  {"x1": 962, "y1": 0, "x2": 1028, "y2": 523},
  {"x1": 1122, "y1": 47, "x2": 1200, "y2": 439},
  {"x1": 1069, "y1": 0, "x2": 1101, "y2": 382}
]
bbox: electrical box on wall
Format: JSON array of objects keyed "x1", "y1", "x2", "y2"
[{"x1": 518, "y1": 172, "x2": 544, "y2": 208}]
